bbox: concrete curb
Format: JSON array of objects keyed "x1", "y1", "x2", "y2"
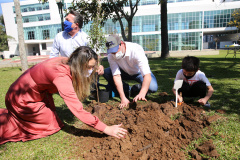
[
  {"x1": 0, "y1": 61, "x2": 40, "y2": 68},
  {"x1": 146, "y1": 50, "x2": 219, "y2": 58}
]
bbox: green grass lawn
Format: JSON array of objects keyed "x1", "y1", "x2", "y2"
[{"x1": 0, "y1": 50, "x2": 239, "y2": 159}]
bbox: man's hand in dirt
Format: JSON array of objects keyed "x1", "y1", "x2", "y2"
[
  {"x1": 133, "y1": 93, "x2": 147, "y2": 103},
  {"x1": 97, "y1": 65, "x2": 104, "y2": 76},
  {"x1": 198, "y1": 98, "x2": 207, "y2": 105},
  {"x1": 103, "y1": 124, "x2": 128, "y2": 139},
  {"x1": 119, "y1": 97, "x2": 130, "y2": 109}
]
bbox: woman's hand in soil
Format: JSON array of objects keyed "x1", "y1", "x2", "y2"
[
  {"x1": 119, "y1": 97, "x2": 130, "y2": 109},
  {"x1": 103, "y1": 124, "x2": 128, "y2": 139}
]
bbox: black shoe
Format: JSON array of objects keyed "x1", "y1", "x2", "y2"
[{"x1": 204, "y1": 101, "x2": 211, "y2": 108}]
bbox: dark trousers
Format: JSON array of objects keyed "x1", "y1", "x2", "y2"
[{"x1": 178, "y1": 81, "x2": 207, "y2": 98}]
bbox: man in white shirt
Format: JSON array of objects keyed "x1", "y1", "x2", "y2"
[
  {"x1": 50, "y1": 10, "x2": 103, "y2": 75},
  {"x1": 103, "y1": 34, "x2": 158, "y2": 108}
]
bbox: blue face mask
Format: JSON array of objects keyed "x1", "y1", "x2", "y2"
[{"x1": 64, "y1": 20, "x2": 73, "y2": 33}]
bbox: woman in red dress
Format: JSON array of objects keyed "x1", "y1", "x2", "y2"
[{"x1": 0, "y1": 46, "x2": 127, "y2": 144}]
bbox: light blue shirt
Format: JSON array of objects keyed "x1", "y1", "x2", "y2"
[{"x1": 50, "y1": 30, "x2": 89, "y2": 58}]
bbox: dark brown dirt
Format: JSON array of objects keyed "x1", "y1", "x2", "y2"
[{"x1": 68, "y1": 101, "x2": 221, "y2": 160}]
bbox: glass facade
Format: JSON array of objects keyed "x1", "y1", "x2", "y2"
[
  {"x1": 13, "y1": 3, "x2": 49, "y2": 13},
  {"x1": 24, "y1": 24, "x2": 62, "y2": 40},
  {"x1": 127, "y1": 0, "x2": 197, "y2": 6},
  {"x1": 83, "y1": 7, "x2": 237, "y2": 51},
  {"x1": 15, "y1": 14, "x2": 51, "y2": 23},
  {"x1": 168, "y1": 32, "x2": 202, "y2": 51},
  {"x1": 168, "y1": 12, "x2": 202, "y2": 30},
  {"x1": 83, "y1": 10, "x2": 205, "y2": 51},
  {"x1": 131, "y1": 32, "x2": 201, "y2": 51},
  {"x1": 204, "y1": 9, "x2": 236, "y2": 28},
  {"x1": 168, "y1": 0, "x2": 196, "y2": 3},
  {"x1": 134, "y1": 34, "x2": 161, "y2": 51},
  {"x1": 18, "y1": 1, "x2": 239, "y2": 52}
]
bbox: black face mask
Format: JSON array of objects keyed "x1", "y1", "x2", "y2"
[{"x1": 183, "y1": 72, "x2": 196, "y2": 79}]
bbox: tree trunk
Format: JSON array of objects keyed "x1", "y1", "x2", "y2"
[
  {"x1": 127, "y1": 19, "x2": 133, "y2": 42},
  {"x1": 160, "y1": 0, "x2": 169, "y2": 58},
  {"x1": 14, "y1": 0, "x2": 28, "y2": 72}
]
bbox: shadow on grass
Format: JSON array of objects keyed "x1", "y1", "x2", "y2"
[
  {"x1": 55, "y1": 104, "x2": 108, "y2": 138},
  {"x1": 114, "y1": 56, "x2": 240, "y2": 116},
  {"x1": 62, "y1": 123, "x2": 108, "y2": 138}
]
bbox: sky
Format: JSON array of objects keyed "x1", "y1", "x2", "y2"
[{"x1": 0, "y1": 0, "x2": 26, "y2": 15}]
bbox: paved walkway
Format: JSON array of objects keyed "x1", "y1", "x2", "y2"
[
  {"x1": 145, "y1": 49, "x2": 219, "y2": 58},
  {"x1": 0, "y1": 55, "x2": 49, "y2": 68},
  {"x1": 0, "y1": 49, "x2": 219, "y2": 68}
]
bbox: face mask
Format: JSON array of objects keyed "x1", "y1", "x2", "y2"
[
  {"x1": 113, "y1": 51, "x2": 124, "y2": 60},
  {"x1": 64, "y1": 20, "x2": 73, "y2": 33},
  {"x1": 183, "y1": 72, "x2": 196, "y2": 79},
  {"x1": 85, "y1": 69, "x2": 93, "y2": 77}
]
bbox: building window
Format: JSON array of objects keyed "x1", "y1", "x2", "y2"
[
  {"x1": 42, "y1": 43, "x2": 47, "y2": 50},
  {"x1": 38, "y1": 16, "x2": 44, "y2": 21},
  {"x1": 43, "y1": 4, "x2": 49, "y2": 10},
  {"x1": 42, "y1": 30, "x2": 50, "y2": 40},
  {"x1": 45, "y1": 15, "x2": 50, "y2": 20},
  {"x1": 13, "y1": 3, "x2": 49, "y2": 13},
  {"x1": 22, "y1": 8, "x2": 28, "y2": 12},
  {"x1": 29, "y1": 7, "x2": 35, "y2": 11},
  {"x1": 27, "y1": 31, "x2": 35, "y2": 40},
  {"x1": 57, "y1": 28, "x2": 62, "y2": 33},
  {"x1": 36, "y1": 6, "x2": 42, "y2": 11},
  {"x1": 24, "y1": 18, "x2": 29, "y2": 23},
  {"x1": 22, "y1": 14, "x2": 50, "y2": 23}
]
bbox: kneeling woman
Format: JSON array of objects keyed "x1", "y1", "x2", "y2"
[{"x1": 0, "y1": 46, "x2": 127, "y2": 144}]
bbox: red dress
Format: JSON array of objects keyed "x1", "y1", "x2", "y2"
[{"x1": 0, "y1": 57, "x2": 106, "y2": 144}]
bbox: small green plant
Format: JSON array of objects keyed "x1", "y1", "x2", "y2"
[
  {"x1": 87, "y1": 0, "x2": 106, "y2": 104},
  {"x1": 170, "y1": 112, "x2": 182, "y2": 120}
]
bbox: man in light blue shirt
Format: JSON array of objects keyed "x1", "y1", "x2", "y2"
[
  {"x1": 50, "y1": 10, "x2": 89, "y2": 58},
  {"x1": 49, "y1": 30, "x2": 89, "y2": 58},
  {"x1": 50, "y1": 10, "x2": 104, "y2": 75}
]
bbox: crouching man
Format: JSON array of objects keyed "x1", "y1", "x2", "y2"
[{"x1": 103, "y1": 34, "x2": 158, "y2": 109}]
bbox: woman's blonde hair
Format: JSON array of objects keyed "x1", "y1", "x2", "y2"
[{"x1": 67, "y1": 46, "x2": 98, "y2": 101}]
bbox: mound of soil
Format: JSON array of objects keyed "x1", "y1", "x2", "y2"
[{"x1": 69, "y1": 101, "x2": 221, "y2": 159}]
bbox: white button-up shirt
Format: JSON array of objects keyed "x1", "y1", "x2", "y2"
[
  {"x1": 50, "y1": 30, "x2": 89, "y2": 58},
  {"x1": 108, "y1": 42, "x2": 151, "y2": 76},
  {"x1": 174, "y1": 69, "x2": 211, "y2": 86}
]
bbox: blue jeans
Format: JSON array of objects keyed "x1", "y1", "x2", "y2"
[{"x1": 103, "y1": 67, "x2": 158, "y2": 96}]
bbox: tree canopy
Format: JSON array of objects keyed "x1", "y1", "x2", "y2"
[
  {"x1": 0, "y1": 15, "x2": 13, "y2": 52},
  {"x1": 69, "y1": 0, "x2": 140, "y2": 41},
  {"x1": 228, "y1": 9, "x2": 240, "y2": 30}
]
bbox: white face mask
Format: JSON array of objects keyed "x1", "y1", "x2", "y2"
[
  {"x1": 85, "y1": 69, "x2": 93, "y2": 77},
  {"x1": 113, "y1": 51, "x2": 124, "y2": 60}
]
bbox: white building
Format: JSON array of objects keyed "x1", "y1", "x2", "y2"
[
  {"x1": 1, "y1": 0, "x2": 240, "y2": 58},
  {"x1": 1, "y1": 0, "x2": 69, "y2": 58}
]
